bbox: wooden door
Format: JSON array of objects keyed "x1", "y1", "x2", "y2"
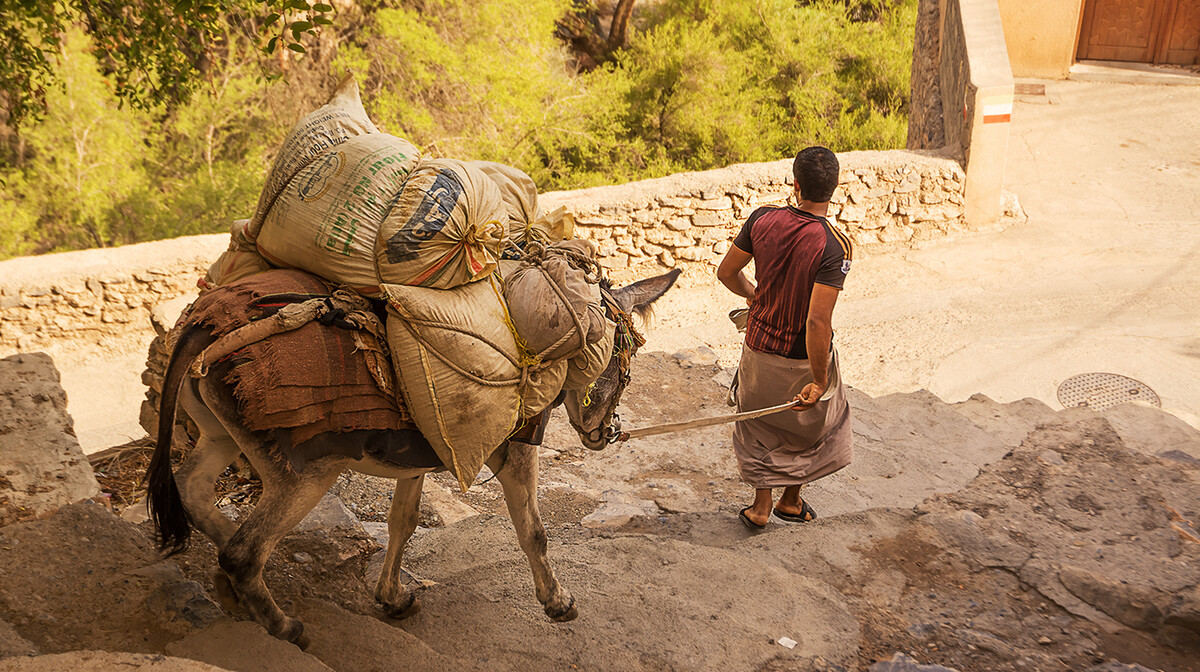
[
  {"x1": 1077, "y1": 0, "x2": 1200, "y2": 65},
  {"x1": 1158, "y1": 0, "x2": 1200, "y2": 64}
]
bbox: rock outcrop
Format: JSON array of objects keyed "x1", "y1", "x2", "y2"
[{"x1": 0, "y1": 353, "x2": 99, "y2": 526}]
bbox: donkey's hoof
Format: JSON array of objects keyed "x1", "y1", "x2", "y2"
[
  {"x1": 382, "y1": 592, "x2": 421, "y2": 620},
  {"x1": 275, "y1": 618, "x2": 306, "y2": 647},
  {"x1": 211, "y1": 571, "x2": 241, "y2": 612},
  {"x1": 545, "y1": 595, "x2": 578, "y2": 622},
  {"x1": 293, "y1": 632, "x2": 311, "y2": 651}
]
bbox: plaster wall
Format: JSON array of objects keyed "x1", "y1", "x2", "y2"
[
  {"x1": 996, "y1": 0, "x2": 1083, "y2": 79},
  {"x1": 940, "y1": 0, "x2": 1015, "y2": 227}
]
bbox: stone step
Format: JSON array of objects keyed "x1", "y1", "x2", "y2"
[
  {"x1": 950, "y1": 393, "x2": 1059, "y2": 448},
  {"x1": 1100, "y1": 402, "x2": 1200, "y2": 464},
  {"x1": 803, "y1": 388, "x2": 1009, "y2": 518}
]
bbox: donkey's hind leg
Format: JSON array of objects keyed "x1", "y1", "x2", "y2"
[
  {"x1": 175, "y1": 381, "x2": 242, "y2": 547},
  {"x1": 217, "y1": 453, "x2": 346, "y2": 646},
  {"x1": 175, "y1": 435, "x2": 241, "y2": 547},
  {"x1": 374, "y1": 473, "x2": 424, "y2": 618},
  {"x1": 489, "y1": 442, "x2": 577, "y2": 621}
]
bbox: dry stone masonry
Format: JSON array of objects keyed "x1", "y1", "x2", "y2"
[
  {"x1": 545, "y1": 149, "x2": 965, "y2": 281},
  {"x1": 0, "y1": 237, "x2": 223, "y2": 356}
]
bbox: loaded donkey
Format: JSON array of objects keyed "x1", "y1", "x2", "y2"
[{"x1": 146, "y1": 267, "x2": 680, "y2": 647}]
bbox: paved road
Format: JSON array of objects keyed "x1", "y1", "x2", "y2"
[{"x1": 652, "y1": 79, "x2": 1200, "y2": 426}]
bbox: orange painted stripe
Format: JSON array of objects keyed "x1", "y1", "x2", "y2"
[{"x1": 983, "y1": 114, "x2": 1011, "y2": 124}]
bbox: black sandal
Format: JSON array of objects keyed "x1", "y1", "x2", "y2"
[
  {"x1": 773, "y1": 500, "x2": 816, "y2": 523},
  {"x1": 738, "y1": 507, "x2": 767, "y2": 530}
]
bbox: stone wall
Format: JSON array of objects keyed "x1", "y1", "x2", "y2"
[
  {"x1": 0, "y1": 237, "x2": 224, "y2": 356},
  {"x1": 906, "y1": 0, "x2": 945, "y2": 150},
  {"x1": 1, "y1": 149, "x2": 964, "y2": 350},
  {"x1": 545, "y1": 149, "x2": 965, "y2": 282}
]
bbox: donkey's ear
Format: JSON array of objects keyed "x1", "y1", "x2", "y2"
[{"x1": 610, "y1": 268, "x2": 681, "y2": 316}]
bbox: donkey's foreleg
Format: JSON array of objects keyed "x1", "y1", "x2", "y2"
[
  {"x1": 374, "y1": 473, "x2": 424, "y2": 619},
  {"x1": 489, "y1": 442, "x2": 577, "y2": 622},
  {"x1": 218, "y1": 456, "x2": 345, "y2": 646}
]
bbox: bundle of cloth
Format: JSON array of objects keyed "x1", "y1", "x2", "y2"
[{"x1": 200, "y1": 77, "x2": 611, "y2": 489}]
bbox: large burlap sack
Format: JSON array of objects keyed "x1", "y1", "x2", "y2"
[
  {"x1": 469, "y1": 161, "x2": 574, "y2": 256},
  {"x1": 383, "y1": 277, "x2": 523, "y2": 489},
  {"x1": 495, "y1": 257, "x2": 571, "y2": 409},
  {"x1": 469, "y1": 161, "x2": 537, "y2": 232},
  {"x1": 255, "y1": 134, "x2": 421, "y2": 297},
  {"x1": 203, "y1": 219, "x2": 273, "y2": 288},
  {"x1": 376, "y1": 159, "x2": 506, "y2": 289},
  {"x1": 503, "y1": 239, "x2": 606, "y2": 362},
  {"x1": 522, "y1": 358, "x2": 568, "y2": 418},
  {"x1": 248, "y1": 77, "x2": 380, "y2": 238},
  {"x1": 564, "y1": 318, "x2": 615, "y2": 390}
]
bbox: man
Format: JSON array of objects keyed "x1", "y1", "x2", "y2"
[{"x1": 716, "y1": 146, "x2": 853, "y2": 529}]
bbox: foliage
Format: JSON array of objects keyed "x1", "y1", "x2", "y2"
[
  {"x1": 337, "y1": 0, "x2": 577, "y2": 159},
  {"x1": 0, "y1": 0, "x2": 918, "y2": 259},
  {"x1": 0, "y1": 0, "x2": 333, "y2": 128},
  {"x1": 15, "y1": 29, "x2": 150, "y2": 251},
  {"x1": 0, "y1": 29, "x2": 280, "y2": 258}
]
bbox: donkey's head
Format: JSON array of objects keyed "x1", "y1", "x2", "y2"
[{"x1": 563, "y1": 268, "x2": 681, "y2": 450}]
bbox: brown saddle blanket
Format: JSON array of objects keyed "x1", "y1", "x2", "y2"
[{"x1": 184, "y1": 269, "x2": 431, "y2": 466}]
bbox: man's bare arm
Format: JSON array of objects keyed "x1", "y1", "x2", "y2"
[
  {"x1": 717, "y1": 245, "x2": 755, "y2": 301},
  {"x1": 797, "y1": 283, "x2": 841, "y2": 407}
]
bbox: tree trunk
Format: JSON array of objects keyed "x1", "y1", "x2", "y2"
[{"x1": 607, "y1": 0, "x2": 636, "y2": 51}]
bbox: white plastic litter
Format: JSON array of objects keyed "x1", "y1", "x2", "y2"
[{"x1": 776, "y1": 637, "x2": 797, "y2": 649}]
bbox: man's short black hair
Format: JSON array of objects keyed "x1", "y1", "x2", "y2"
[{"x1": 792, "y1": 146, "x2": 839, "y2": 203}]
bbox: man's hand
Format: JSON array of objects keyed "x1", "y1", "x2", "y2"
[{"x1": 794, "y1": 382, "x2": 826, "y2": 409}]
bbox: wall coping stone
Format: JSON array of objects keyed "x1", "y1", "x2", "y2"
[
  {"x1": 541, "y1": 148, "x2": 960, "y2": 213},
  {"x1": 0, "y1": 235, "x2": 227, "y2": 295}
]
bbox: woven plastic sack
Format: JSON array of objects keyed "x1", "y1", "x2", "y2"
[
  {"x1": 563, "y1": 318, "x2": 615, "y2": 390},
  {"x1": 383, "y1": 277, "x2": 522, "y2": 490},
  {"x1": 247, "y1": 77, "x2": 380, "y2": 239},
  {"x1": 204, "y1": 219, "x2": 273, "y2": 288},
  {"x1": 255, "y1": 133, "x2": 421, "y2": 297},
  {"x1": 503, "y1": 239, "x2": 606, "y2": 362},
  {"x1": 376, "y1": 159, "x2": 506, "y2": 289}
]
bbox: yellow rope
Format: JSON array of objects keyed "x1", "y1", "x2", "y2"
[{"x1": 488, "y1": 274, "x2": 543, "y2": 370}]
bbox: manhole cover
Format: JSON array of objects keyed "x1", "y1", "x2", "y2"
[{"x1": 1057, "y1": 373, "x2": 1160, "y2": 411}]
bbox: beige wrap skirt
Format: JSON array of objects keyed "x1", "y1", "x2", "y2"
[{"x1": 731, "y1": 344, "x2": 853, "y2": 488}]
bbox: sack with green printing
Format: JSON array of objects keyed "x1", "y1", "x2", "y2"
[
  {"x1": 247, "y1": 77, "x2": 380, "y2": 239},
  {"x1": 255, "y1": 133, "x2": 421, "y2": 297}
]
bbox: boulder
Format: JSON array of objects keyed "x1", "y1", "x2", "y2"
[
  {"x1": 166, "y1": 620, "x2": 334, "y2": 672},
  {"x1": 1, "y1": 651, "x2": 232, "y2": 672},
  {"x1": 0, "y1": 353, "x2": 100, "y2": 526},
  {"x1": 581, "y1": 490, "x2": 660, "y2": 529}
]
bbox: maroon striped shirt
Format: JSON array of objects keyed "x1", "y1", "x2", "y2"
[{"x1": 732, "y1": 206, "x2": 852, "y2": 359}]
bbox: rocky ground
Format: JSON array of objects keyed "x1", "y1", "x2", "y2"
[{"x1": 2, "y1": 348, "x2": 1199, "y2": 672}]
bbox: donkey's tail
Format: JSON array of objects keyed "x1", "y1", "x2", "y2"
[{"x1": 146, "y1": 324, "x2": 214, "y2": 556}]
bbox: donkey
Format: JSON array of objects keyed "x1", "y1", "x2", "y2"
[{"x1": 146, "y1": 269, "x2": 679, "y2": 647}]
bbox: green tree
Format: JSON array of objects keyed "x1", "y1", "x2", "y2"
[
  {"x1": 18, "y1": 28, "x2": 151, "y2": 251},
  {"x1": 337, "y1": 0, "x2": 582, "y2": 163},
  {"x1": 0, "y1": 173, "x2": 37, "y2": 258},
  {"x1": 0, "y1": 0, "x2": 334, "y2": 127}
]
